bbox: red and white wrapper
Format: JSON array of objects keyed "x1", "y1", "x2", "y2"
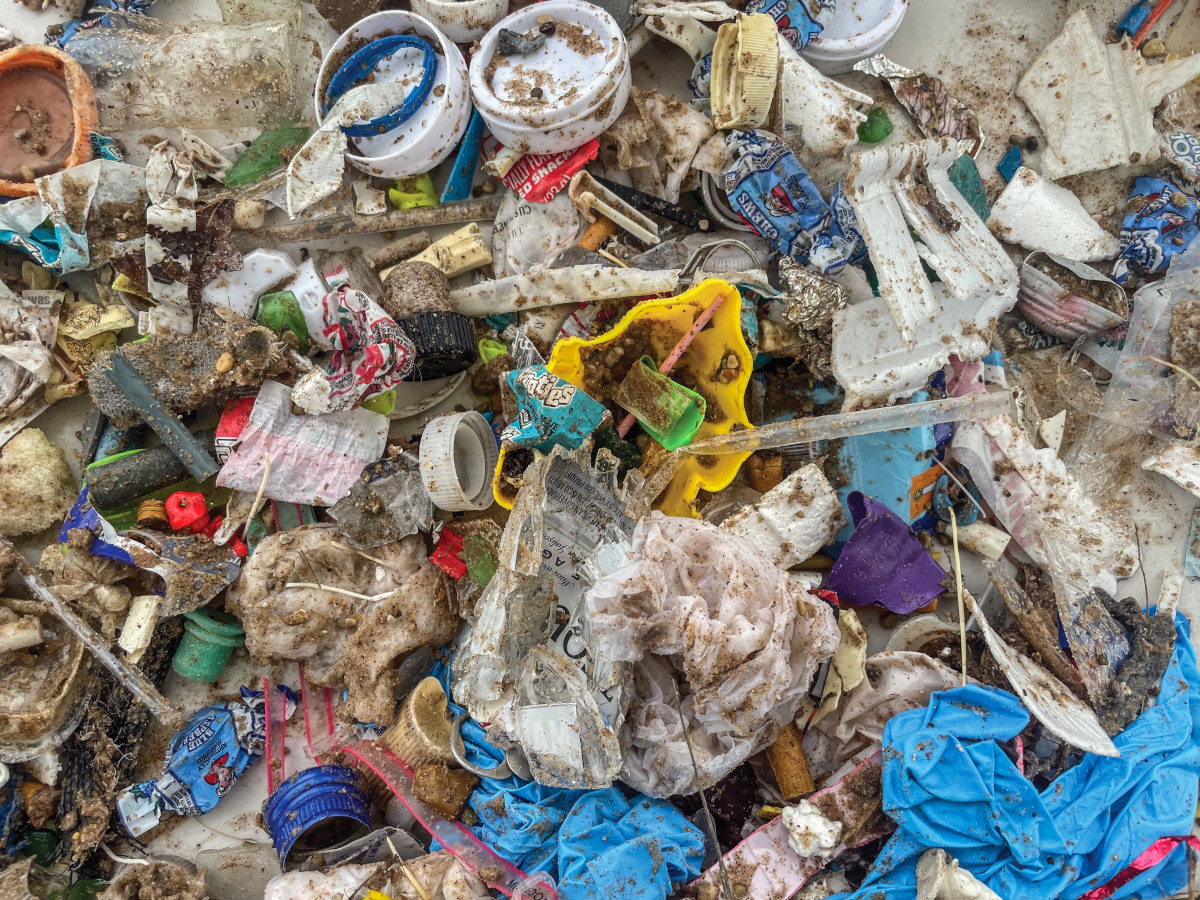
[{"x1": 481, "y1": 133, "x2": 599, "y2": 203}]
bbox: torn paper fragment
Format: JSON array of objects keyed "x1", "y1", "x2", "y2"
[
  {"x1": 217, "y1": 380, "x2": 388, "y2": 506},
  {"x1": 988, "y1": 168, "x2": 1120, "y2": 262},
  {"x1": 783, "y1": 799, "x2": 842, "y2": 860},
  {"x1": 1016, "y1": 11, "x2": 1200, "y2": 180},
  {"x1": 964, "y1": 589, "x2": 1118, "y2": 757},
  {"x1": 1142, "y1": 441, "x2": 1200, "y2": 499},
  {"x1": 720, "y1": 463, "x2": 846, "y2": 568}
]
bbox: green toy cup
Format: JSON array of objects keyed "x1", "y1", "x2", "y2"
[
  {"x1": 615, "y1": 356, "x2": 707, "y2": 451},
  {"x1": 172, "y1": 608, "x2": 245, "y2": 683}
]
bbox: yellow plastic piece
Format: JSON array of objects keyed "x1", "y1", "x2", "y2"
[
  {"x1": 492, "y1": 443, "x2": 517, "y2": 511},
  {"x1": 367, "y1": 892, "x2": 394, "y2": 900},
  {"x1": 548, "y1": 278, "x2": 753, "y2": 518}
]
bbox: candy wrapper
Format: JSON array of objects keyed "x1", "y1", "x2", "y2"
[
  {"x1": 744, "y1": 0, "x2": 833, "y2": 50},
  {"x1": 1164, "y1": 132, "x2": 1200, "y2": 182},
  {"x1": 853, "y1": 55, "x2": 984, "y2": 157},
  {"x1": 500, "y1": 366, "x2": 605, "y2": 452},
  {"x1": 1112, "y1": 176, "x2": 1200, "y2": 284},
  {"x1": 116, "y1": 685, "x2": 298, "y2": 838},
  {"x1": 291, "y1": 286, "x2": 416, "y2": 415},
  {"x1": 480, "y1": 133, "x2": 599, "y2": 203},
  {"x1": 722, "y1": 130, "x2": 857, "y2": 274}
]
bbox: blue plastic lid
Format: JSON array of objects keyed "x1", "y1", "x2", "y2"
[{"x1": 263, "y1": 764, "x2": 371, "y2": 869}]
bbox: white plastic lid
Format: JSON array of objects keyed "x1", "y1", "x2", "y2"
[
  {"x1": 470, "y1": 0, "x2": 627, "y2": 130},
  {"x1": 419, "y1": 411, "x2": 499, "y2": 511}
]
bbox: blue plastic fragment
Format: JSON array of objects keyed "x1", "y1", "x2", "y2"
[
  {"x1": 441, "y1": 110, "x2": 487, "y2": 203},
  {"x1": 998, "y1": 144, "x2": 1022, "y2": 182},
  {"x1": 323, "y1": 36, "x2": 438, "y2": 138}
]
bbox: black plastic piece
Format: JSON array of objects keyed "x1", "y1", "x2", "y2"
[{"x1": 397, "y1": 311, "x2": 477, "y2": 379}]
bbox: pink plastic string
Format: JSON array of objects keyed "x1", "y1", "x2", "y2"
[{"x1": 1078, "y1": 835, "x2": 1200, "y2": 900}]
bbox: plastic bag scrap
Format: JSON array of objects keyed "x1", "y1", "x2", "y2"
[
  {"x1": 824, "y1": 493, "x2": 946, "y2": 615},
  {"x1": 585, "y1": 513, "x2": 839, "y2": 797},
  {"x1": 0, "y1": 160, "x2": 145, "y2": 275},
  {"x1": 491, "y1": 192, "x2": 582, "y2": 277},
  {"x1": 1142, "y1": 440, "x2": 1200, "y2": 499},
  {"x1": 802, "y1": 650, "x2": 959, "y2": 787},
  {"x1": 948, "y1": 359, "x2": 1136, "y2": 577},
  {"x1": 217, "y1": 380, "x2": 388, "y2": 507},
  {"x1": 226, "y1": 526, "x2": 459, "y2": 725},
  {"x1": 599, "y1": 88, "x2": 715, "y2": 204},
  {"x1": 721, "y1": 130, "x2": 860, "y2": 274},
  {"x1": 1111, "y1": 175, "x2": 1200, "y2": 284},
  {"x1": 328, "y1": 452, "x2": 433, "y2": 549},
  {"x1": 500, "y1": 366, "x2": 606, "y2": 452},
  {"x1": 291, "y1": 286, "x2": 416, "y2": 416},
  {"x1": 115, "y1": 684, "x2": 297, "y2": 837},
  {"x1": 0, "y1": 283, "x2": 61, "y2": 446},
  {"x1": 829, "y1": 616, "x2": 1200, "y2": 900},
  {"x1": 853, "y1": 55, "x2": 983, "y2": 157},
  {"x1": 1015, "y1": 11, "x2": 1200, "y2": 180}
]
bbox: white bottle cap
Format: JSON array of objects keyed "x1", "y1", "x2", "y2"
[{"x1": 419, "y1": 411, "x2": 499, "y2": 511}]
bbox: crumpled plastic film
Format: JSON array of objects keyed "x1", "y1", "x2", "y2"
[
  {"x1": 585, "y1": 512, "x2": 839, "y2": 797},
  {"x1": 829, "y1": 614, "x2": 1200, "y2": 900}
]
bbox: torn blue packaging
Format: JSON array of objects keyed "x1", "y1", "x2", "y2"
[
  {"x1": 500, "y1": 366, "x2": 605, "y2": 452},
  {"x1": 431, "y1": 665, "x2": 705, "y2": 900},
  {"x1": 722, "y1": 130, "x2": 861, "y2": 275},
  {"x1": 829, "y1": 613, "x2": 1200, "y2": 900},
  {"x1": 1112, "y1": 176, "x2": 1200, "y2": 284},
  {"x1": 743, "y1": 0, "x2": 833, "y2": 50}
]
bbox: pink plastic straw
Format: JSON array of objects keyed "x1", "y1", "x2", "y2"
[{"x1": 617, "y1": 292, "x2": 728, "y2": 438}]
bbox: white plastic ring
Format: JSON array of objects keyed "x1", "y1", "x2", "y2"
[{"x1": 419, "y1": 411, "x2": 499, "y2": 511}]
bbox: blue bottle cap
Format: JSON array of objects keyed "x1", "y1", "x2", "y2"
[{"x1": 263, "y1": 764, "x2": 372, "y2": 869}]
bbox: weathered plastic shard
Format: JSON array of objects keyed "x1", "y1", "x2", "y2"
[
  {"x1": 568, "y1": 171, "x2": 660, "y2": 245},
  {"x1": 1015, "y1": 10, "x2": 1200, "y2": 180},
  {"x1": 964, "y1": 588, "x2": 1118, "y2": 757},
  {"x1": 989, "y1": 168, "x2": 1121, "y2": 262},
  {"x1": 329, "y1": 453, "x2": 433, "y2": 549},
  {"x1": 1142, "y1": 440, "x2": 1200, "y2": 499},
  {"x1": 842, "y1": 137, "x2": 1017, "y2": 350},
  {"x1": 225, "y1": 526, "x2": 459, "y2": 726},
  {"x1": 1018, "y1": 253, "x2": 1128, "y2": 341},
  {"x1": 449, "y1": 265, "x2": 680, "y2": 316},
  {"x1": 720, "y1": 463, "x2": 846, "y2": 568},
  {"x1": 916, "y1": 850, "x2": 1001, "y2": 900},
  {"x1": 774, "y1": 37, "x2": 871, "y2": 158}
]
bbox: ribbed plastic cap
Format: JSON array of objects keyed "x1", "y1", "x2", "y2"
[
  {"x1": 419, "y1": 411, "x2": 499, "y2": 511},
  {"x1": 263, "y1": 765, "x2": 371, "y2": 869}
]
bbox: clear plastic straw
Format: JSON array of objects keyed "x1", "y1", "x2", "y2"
[{"x1": 682, "y1": 391, "x2": 1016, "y2": 455}]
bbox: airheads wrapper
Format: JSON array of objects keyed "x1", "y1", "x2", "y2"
[
  {"x1": 500, "y1": 365, "x2": 605, "y2": 452},
  {"x1": 116, "y1": 685, "x2": 298, "y2": 837},
  {"x1": 1112, "y1": 176, "x2": 1200, "y2": 284},
  {"x1": 722, "y1": 130, "x2": 860, "y2": 274},
  {"x1": 744, "y1": 0, "x2": 833, "y2": 50}
]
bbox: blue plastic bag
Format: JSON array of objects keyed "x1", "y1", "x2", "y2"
[
  {"x1": 830, "y1": 613, "x2": 1200, "y2": 900},
  {"x1": 1112, "y1": 176, "x2": 1200, "y2": 284}
]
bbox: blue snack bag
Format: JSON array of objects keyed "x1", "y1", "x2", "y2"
[
  {"x1": 116, "y1": 685, "x2": 298, "y2": 837},
  {"x1": 723, "y1": 130, "x2": 853, "y2": 274},
  {"x1": 744, "y1": 0, "x2": 834, "y2": 50},
  {"x1": 1112, "y1": 175, "x2": 1200, "y2": 283},
  {"x1": 500, "y1": 366, "x2": 605, "y2": 452}
]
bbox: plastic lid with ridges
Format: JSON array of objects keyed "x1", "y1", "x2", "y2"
[
  {"x1": 711, "y1": 14, "x2": 779, "y2": 130},
  {"x1": 419, "y1": 411, "x2": 499, "y2": 511}
]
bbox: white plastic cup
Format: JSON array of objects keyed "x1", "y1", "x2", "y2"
[
  {"x1": 411, "y1": 0, "x2": 510, "y2": 43},
  {"x1": 470, "y1": 0, "x2": 630, "y2": 154},
  {"x1": 800, "y1": 0, "x2": 909, "y2": 75},
  {"x1": 315, "y1": 11, "x2": 473, "y2": 179}
]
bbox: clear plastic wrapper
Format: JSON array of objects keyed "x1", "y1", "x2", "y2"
[{"x1": 60, "y1": 13, "x2": 303, "y2": 130}]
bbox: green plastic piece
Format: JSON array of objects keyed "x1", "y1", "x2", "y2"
[
  {"x1": 388, "y1": 173, "x2": 438, "y2": 210},
  {"x1": 462, "y1": 534, "x2": 496, "y2": 588},
  {"x1": 256, "y1": 290, "x2": 311, "y2": 355},
  {"x1": 226, "y1": 127, "x2": 311, "y2": 188},
  {"x1": 21, "y1": 828, "x2": 59, "y2": 867},
  {"x1": 478, "y1": 338, "x2": 507, "y2": 364},
  {"x1": 591, "y1": 425, "x2": 642, "y2": 480},
  {"x1": 948, "y1": 153, "x2": 990, "y2": 222},
  {"x1": 616, "y1": 356, "x2": 707, "y2": 451},
  {"x1": 362, "y1": 389, "x2": 396, "y2": 416},
  {"x1": 49, "y1": 878, "x2": 108, "y2": 900},
  {"x1": 857, "y1": 107, "x2": 893, "y2": 145},
  {"x1": 172, "y1": 608, "x2": 245, "y2": 682}
]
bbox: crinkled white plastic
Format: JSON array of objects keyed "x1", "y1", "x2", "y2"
[
  {"x1": 802, "y1": 651, "x2": 958, "y2": 784},
  {"x1": 585, "y1": 512, "x2": 838, "y2": 796},
  {"x1": 783, "y1": 798, "x2": 843, "y2": 860}
]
